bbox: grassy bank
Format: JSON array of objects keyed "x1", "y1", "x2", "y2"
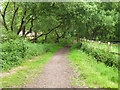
[
  {"x1": 1, "y1": 38, "x2": 62, "y2": 71},
  {"x1": 1, "y1": 46, "x2": 62, "y2": 88},
  {"x1": 68, "y1": 49, "x2": 118, "y2": 88}
]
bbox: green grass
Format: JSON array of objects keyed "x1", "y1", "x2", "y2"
[
  {"x1": 1, "y1": 40, "x2": 62, "y2": 71},
  {"x1": 86, "y1": 42, "x2": 118, "y2": 53},
  {"x1": 68, "y1": 49, "x2": 118, "y2": 88},
  {"x1": 1, "y1": 46, "x2": 62, "y2": 88}
]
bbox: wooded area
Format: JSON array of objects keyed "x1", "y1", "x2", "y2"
[
  {"x1": 1, "y1": 2, "x2": 119, "y2": 43},
  {"x1": 1, "y1": 2, "x2": 119, "y2": 88}
]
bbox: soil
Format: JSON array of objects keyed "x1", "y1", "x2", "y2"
[{"x1": 23, "y1": 47, "x2": 75, "y2": 88}]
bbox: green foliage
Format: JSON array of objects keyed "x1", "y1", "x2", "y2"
[
  {"x1": 70, "y1": 42, "x2": 82, "y2": 50},
  {"x1": 87, "y1": 42, "x2": 118, "y2": 53},
  {"x1": 2, "y1": 39, "x2": 27, "y2": 70},
  {"x1": 68, "y1": 49, "x2": 118, "y2": 88},
  {"x1": 58, "y1": 38, "x2": 74, "y2": 46},
  {"x1": 1, "y1": 39, "x2": 62, "y2": 71},
  {"x1": 1, "y1": 2, "x2": 119, "y2": 42},
  {"x1": 80, "y1": 43, "x2": 118, "y2": 68},
  {"x1": 2, "y1": 31, "x2": 22, "y2": 43}
]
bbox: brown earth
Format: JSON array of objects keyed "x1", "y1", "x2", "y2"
[{"x1": 23, "y1": 47, "x2": 75, "y2": 88}]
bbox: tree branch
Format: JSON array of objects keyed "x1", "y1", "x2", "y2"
[
  {"x1": 24, "y1": 16, "x2": 37, "y2": 36},
  {"x1": 55, "y1": 30, "x2": 59, "y2": 38},
  {"x1": 17, "y1": 10, "x2": 26, "y2": 35},
  {"x1": 60, "y1": 31, "x2": 66, "y2": 38},
  {"x1": 25, "y1": 16, "x2": 37, "y2": 26},
  {"x1": 30, "y1": 24, "x2": 62, "y2": 41},
  {"x1": 1, "y1": 2, "x2": 9, "y2": 31},
  {"x1": 3, "y1": 2, "x2": 9, "y2": 16},
  {"x1": 55, "y1": 30, "x2": 66, "y2": 42},
  {"x1": 25, "y1": 18, "x2": 34, "y2": 37}
]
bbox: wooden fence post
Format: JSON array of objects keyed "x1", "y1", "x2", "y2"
[
  {"x1": 108, "y1": 42, "x2": 110, "y2": 52},
  {"x1": 99, "y1": 41, "x2": 101, "y2": 49}
]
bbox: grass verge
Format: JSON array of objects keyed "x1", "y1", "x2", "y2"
[
  {"x1": 68, "y1": 49, "x2": 118, "y2": 88},
  {"x1": 1, "y1": 46, "x2": 62, "y2": 88}
]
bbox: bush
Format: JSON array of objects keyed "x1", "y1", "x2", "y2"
[
  {"x1": 2, "y1": 39, "x2": 27, "y2": 70},
  {"x1": 68, "y1": 49, "x2": 118, "y2": 87},
  {"x1": 58, "y1": 38, "x2": 74, "y2": 46},
  {"x1": 1, "y1": 40, "x2": 61, "y2": 71},
  {"x1": 2, "y1": 31, "x2": 22, "y2": 43},
  {"x1": 80, "y1": 43, "x2": 118, "y2": 68},
  {"x1": 70, "y1": 42, "x2": 82, "y2": 50}
]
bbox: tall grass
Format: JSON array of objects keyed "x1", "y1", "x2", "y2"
[
  {"x1": 75, "y1": 42, "x2": 118, "y2": 68},
  {"x1": 1, "y1": 39, "x2": 62, "y2": 71},
  {"x1": 68, "y1": 49, "x2": 118, "y2": 88}
]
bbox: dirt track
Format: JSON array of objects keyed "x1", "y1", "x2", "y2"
[{"x1": 24, "y1": 47, "x2": 74, "y2": 88}]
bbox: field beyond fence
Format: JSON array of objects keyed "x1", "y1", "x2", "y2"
[{"x1": 79, "y1": 38, "x2": 120, "y2": 55}]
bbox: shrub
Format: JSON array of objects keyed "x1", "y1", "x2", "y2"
[
  {"x1": 70, "y1": 42, "x2": 82, "y2": 50},
  {"x1": 68, "y1": 49, "x2": 118, "y2": 88},
  {"x1": 1, "y1": 39, "x2": 27, "y2": 70},
  {"x1": 80, "y1": 43, "x2": 118, "y2": 68},
  {"x1": 1, "y1": 40, "x2": 61, "y2": 71},
  {"x1": 58, "y1": 38, "x2": 74, "y2": 46},
  {"x1": 2, "y1": 31, "x2": 22, "y2": 43}
]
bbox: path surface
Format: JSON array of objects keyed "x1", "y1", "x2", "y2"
[{"x1": 24, "y1": 47, "x2": 74, "y2": 88}]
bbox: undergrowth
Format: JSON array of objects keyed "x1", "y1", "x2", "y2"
[
  {"x1": 68, "y1": 49, "x2": 118, "y2": 88},
  {"x1": 71, "y1": 42, "x2": 118, "y2": 68},
  {"x1": 1, "y1": 49, "x2": 60, "y2": 88},
  {"x1": 1, "y1": 31, "x2": 62, "y2": 71}
]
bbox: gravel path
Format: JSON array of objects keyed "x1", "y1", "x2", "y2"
[{"x1": 24, "y1": 47, "x2": 74, "y2": 88}]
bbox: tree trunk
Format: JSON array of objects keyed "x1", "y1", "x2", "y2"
[
  {"x1": 17, "y1": 10, "x2": 26, "y2": 35},
  {"x1": 55, "y1": 30, "x2": 60, "y2": 42},
  {"x1": 22, "y1": 26, "x2": 26, "y2": 36},
  {"x1": 0, "y1": 2, "x2": 9, "y2": 31},
  {"x1": 24, "y1": 16, "x2": 37, "y2": 37},
  {"x1": 11, "y1": 3, "x2": 19, "y2": 31}
]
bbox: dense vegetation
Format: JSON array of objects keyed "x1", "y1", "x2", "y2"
[
  {"x1": 2, "y1": 48, "x2": 60, "y2": 88},
  {"x1": 81, "y1": 42, "x2": 118, "y2": 68},
  {"x1": 0, "y1": 1, "x2": 119, "y2": 88},
  {"x1": 2, "y1": 41, "x2": 61, "y2": 71},
  {"x1": 71, "y1": 41, "x2": 118, "y2": 67},
  {"x1": 0, "y1": 2, "x2": 119, "y2": 43},
  {"x1": 1, "y1": 31, "x2": 62, "y2": 71},
  {"x1": 68, "y1": 49, "x2": 118, "y2": 88}
]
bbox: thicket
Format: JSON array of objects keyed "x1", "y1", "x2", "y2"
[
  {"x1": 71, "y1": 42, "x2": 118, "y2": 68},
  {"x1": 1, "y1": 32, "x2": 61, "y2": 71}
]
